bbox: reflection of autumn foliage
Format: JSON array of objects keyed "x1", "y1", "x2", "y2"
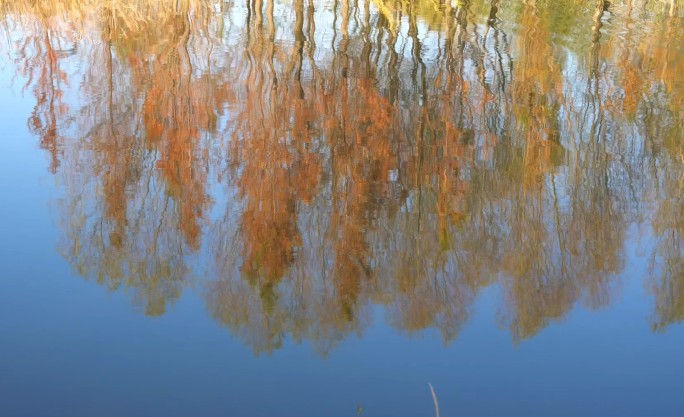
[
  {"x1": 134, "y1": 14, "x2": 222, "y2": 250},
  {"x1": 5, "y1": 0, "x2": 684, "y2": 353},
  {"x1": 3, "y1": 3, "x2": 228, "y2": 316},
  {"x1": 234, "y1": 84, "x2": 320, "y2": 293},
  {"x1": 511, "y1": 3, "x2": 565, "y2": 188},
  {"x1": 227, "y1": 23, "x2": 322, "y2": 298},
  {"x1": 649, "y1": 134, "x2": 684, "y2": 330},
  {"x1": 650, "y1": 213, "x2": 684, "y2": 330},
  {"x1": 327, "y1": 78, "x2": 396, "y2": 319},
  {"x1": 15, "y1": 26, "x2": 73, "y2": 173}
]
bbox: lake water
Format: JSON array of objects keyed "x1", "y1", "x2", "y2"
[{"x1": 1, "y1": 0, "x2": 683, "y2": 416}]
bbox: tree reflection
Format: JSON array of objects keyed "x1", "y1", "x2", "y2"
[{"x1": 2, "y1": 0, "x2": 684, "y2": 353}]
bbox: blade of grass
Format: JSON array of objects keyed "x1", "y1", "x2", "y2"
[{"x1": 428, "y1": 383, "x2": 440, "y2": 417}]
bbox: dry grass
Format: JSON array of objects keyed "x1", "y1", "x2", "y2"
[{"x1": 0, "y1": 0, "x2": 211, "y2": 33}]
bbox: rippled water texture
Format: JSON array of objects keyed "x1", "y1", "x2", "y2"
[{"x1": 1, "y1": 0, "x2": 683, "y2": 415}]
